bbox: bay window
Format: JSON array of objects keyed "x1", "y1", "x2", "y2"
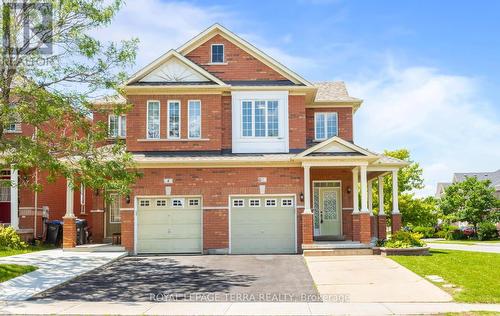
[
  {"x1": 108, "y1": 115, "x2": 126, "y2": 138},
  {"x1": 241, "y1": 100, "x2": 280, "y2": 138},
  {"x1": 147, "y1": 101, "x2": 160, "y2": 139},
  {"x1": 188, "y1": 100, "x2": 201, "y2": 139},
  {"x1": 315, "y1": 112, "x2": 338, "y2": 141},
  {"x1": 168, "y1": 101, "x2": 181, "y2": 139}
]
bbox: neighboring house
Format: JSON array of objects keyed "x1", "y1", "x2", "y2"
[
  {"x1": 64, "y1": 24, "x2": 407, "y2": 254},
  {"x1": 436, "y1": 170, "x2": 500, "y2": 199}
]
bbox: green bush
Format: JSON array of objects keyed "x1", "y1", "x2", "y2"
[
  {"x1": 384, "y1": 231, "x2": 426, "y2": 248},
  {"x1": 412, "y1": 226, "x2": 435, "y2": 238},
  {"x1": 0, "y1": 226, "x2": 28, "y2": 250},
  {"x1": 435, "y1": 230, "x2": 447, "y2": 238},
  {"x1": 477, "y1": 221, "x2": 499, "y2": 241},
  {"x1": 446, "y1": 228, "x2": 466, "y2": 240}
]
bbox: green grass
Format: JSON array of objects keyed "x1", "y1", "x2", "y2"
[
  {"x1": 390, "y1": 250, "x2": 500, "y2": 303},
  {"x1": 0, "y1": 264, "x2": 37, "y2": 282},
  {"x1": 0, "y1": 244, "x2": 55, "y2": 258},
  {"x1": 428, "y1": 239, "x2": 500, "y2": 245},
  {"x1": 441, "y1": 312, "x2": 500, "y2": 316}
]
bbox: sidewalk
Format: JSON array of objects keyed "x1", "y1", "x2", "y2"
[
  {"x1": 1, "y1": 301, "x2": 499, "y2": 315},
  {"x1": 0, "y1": 249, "x2": 127, "y2": 301},
  {"x1": 427, "y1": 242, "x2": 500, "y2": 254}
]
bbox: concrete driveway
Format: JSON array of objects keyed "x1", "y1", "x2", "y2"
[
  {"x1": 306, "y1": 255, "x2": 453, "y2": 303},
  {"x1": 31, "y1": 255, "x2": 319, "y2": 302}
]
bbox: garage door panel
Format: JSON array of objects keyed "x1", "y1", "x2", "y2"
[{"x1": 138, "y1": 238, "x2": 201, "y2": 254}]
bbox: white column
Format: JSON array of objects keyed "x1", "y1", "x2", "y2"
[
  {"x1": 378, "y1": 176, "x2": 385, "y2": 215},
  {"x1": 360, "y1": 165, "x2": 369, "y2": 213},
  {"x1": 392, "y1": 169, "x2": 400, "y2": 214},
  {"x1": 303, "y1": 165, "x2": 312, "y2": 214},
  {"x1": 10, "y1": 168, "x2": 19, "y2": 229},
  {"x1": 65, "y1": 178, "x2": 75, "y2": 218},
  {"x1": 352, "y1": 167, "x2": 359, "y2": 213},
  {"x1": 368, "y1": 179, "x2": 373, "y2": 215}
]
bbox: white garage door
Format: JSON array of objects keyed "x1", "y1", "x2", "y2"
[
  {"x1": 230, "y1": 196, "x2": 296, "y2": 254},
  {"x1": 137, "y1": 197, "x2": 202, "y2": 254}
]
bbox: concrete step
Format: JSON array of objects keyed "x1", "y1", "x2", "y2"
[
  {"x1": 65, "y1": 243, "x2": 126, "y2": 253},
  {"x1": 303, "y1": 248, "x2": 374, "y2": 256}
]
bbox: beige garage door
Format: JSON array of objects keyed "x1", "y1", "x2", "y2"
[
  {"x1": 137, "y1": 197, "x2": 202, "y2": 254},
  {"x1": 230, "y1": 196, "x2": 296, "y2": 254}
]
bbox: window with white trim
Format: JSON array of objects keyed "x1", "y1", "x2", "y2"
[
  {"x1": 189, "y1": 199, "x2": 200, "y2": 206},
  {"x1": 156, "y1": 199, "x2": 166, "y2": 207},
  {"x1": 5, "y1": 104, "x2": 20, "y2": 133},
  {"x1": 211, "y1": 44, "x2": 224, "y2": 63},
  {"x1": 241, "y1": 100, "x2": 280, "y2": 137},
  {"x1": 139, "y1": 200, "x2": 150, "y2": 207},
  {"x1": 265, "y1": 199, "x2": 277, "y2": 207},
  {"x1": 315, "y1": 112, "x2": 338, "y2": 140},
  {"x1": 232, "y1": 199, "x2": 244, "y2": 207},
  {"x1": 0, "y1": 181, "x2": 10, "y2": 202},
  {"x1": 188, "y1": 100, "x2": 201, "y2": 139},
  {"x1": 168, "y1": 101, "x2": 181, "y2": 139},
  {"x1": 172, "y1": 198, "x2": 184, "y2": 207},
  {"x1": 80, "y1": 184, "x2": 86, "y2": 214},
  {"x1": 281, "y1": 198, "x2": 293, "y2": 207},
  {"x1": 109, "y1": 193, "x2": 121, "y2": 223},
  {"x1": 249, "y1": 199, "x2": 261, "y2": 207},
  {"x1": 147, "y1": 101, "x2": 160, "y2": 139},
  {"x1": 109, "y1": 115, "x2": 126, "y2": 138}
]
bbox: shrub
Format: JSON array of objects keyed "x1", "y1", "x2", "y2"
[
  {"x1": 477, "y1": 221, "x2": 499, "y2": 241},
  {"x1": 446, "y1": 228, "x2": 466, "y2": 240},
  {"x1": 435, "y1": 230, "x2": 447, "y2": 238},
  {"x1": 0, "y1": 226, "x2": 28, "y2": 250},
  {"x1": 412, "y1": 226, "x2": 435, "y2": 238},
  {"x1": 384, "y1": 231, "x2": 426, "y2": 248}
]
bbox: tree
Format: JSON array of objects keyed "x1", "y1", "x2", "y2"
[
  {"x1": 439, "y1": 177, "x2": 498, "y2": 230},
  {"x1": 398, "y1": 194, "x2": 439, "y2": 227},
  {"x1": 0, "y1": 1, "x2": 139, "y2": 195}
]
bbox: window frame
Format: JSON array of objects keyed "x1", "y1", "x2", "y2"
[
  {"x1": 240, "y1": 100, "x2": 280, "y2": 139},
  {"x1": 108, "y1": 114, "x2": 127, "y2": 138},
  {"x1": 249, "y1": 199, "x2": 261, "y2": 207},
  {"x1": 139, "y1": 200, "x2": 150, "y2": 207},
  {"x1": 108, "y1": 193, "x2": 121, "y2": 223},
  {"x1": 281, "y1": 198, "x2": 294, "y2": 207},
  {"x1": 188, "y1": 199, "x2": 200, "y2": 207},
  {"x1": 265, "y1": 199, "x2": 277, "y2": 207},
  {"x1": 146, "y1": 100, "x2": 161, "y2": 139},
  {"x1": 232, "y1": 199, "x2": 244, "y2": 208},
  {"x1": 210, "y1": 43, "x2": 225, "y2": 63},
  {"x1": 0, "y1": 181, "x2": 11, "y2": 202},
  {"x1": 187, "y1": 100, "x2": 202, "y2": 139},
  {"x1": 167, "y1": 100, "x2": 181, "y2": 139},
  {"x1": 156, "y1": 199, "x2": 166, "y2": 207},
  {"x1": 171, "y1": 198, "x2": 185, "y2": 208},
  {"x1": 314, "y1": 112, "x2": 338, "y2": 141},
  {"x1": 80, "y1": 183, "x2": 86, "y2": 214}
]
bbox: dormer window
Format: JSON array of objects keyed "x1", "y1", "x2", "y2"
[
  {"x1": 315, "y1": 112, "x2": 338, "y2": 141},
  {"x1": 211, "y1": 44, "x2": 224, "y2": 63}
]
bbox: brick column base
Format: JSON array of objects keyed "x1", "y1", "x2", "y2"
[
  {"x1": 203, "y1": 209, "x2": 229, "y2": 254},
  {"x1": 352, "y1": 213, "x2": 360, "y2": 242},
  {"x1": 301, "y1": 212, "x2": 313, "y2": 245},
  {"x1": 359, "y1": 212, "x2": 372, "y2": 244},
  {"x1": 62, "y1": 216, "x2": 76, "y2": 249},
  {"x1": 378, "y1": 215, "x2": 387, "y2": 240},
  {"x1": 391, "y1": 213, "x2": 402, "y2": 235},
  {"x1": 120, "y1": 209, "x2": 134, "y2": 253},
  {"x1": 90, "y1": 210, "x2": 104, "y2": 243}
]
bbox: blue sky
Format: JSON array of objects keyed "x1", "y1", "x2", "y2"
[{"x1": 96, "y1": 0, "x2": 500, "y2": 196}]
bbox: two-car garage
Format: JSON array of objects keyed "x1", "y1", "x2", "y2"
[{"x1": 135, "y1": 195, "x2": 296, "y2": 255}]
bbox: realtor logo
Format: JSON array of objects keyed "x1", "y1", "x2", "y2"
[{"x1": 2, "y1": 1, "x2": 53, "y2": 55}]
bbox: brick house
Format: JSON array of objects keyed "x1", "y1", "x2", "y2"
[{"x1": 64, "y1": 24, "x2": 406, "y2": 254}]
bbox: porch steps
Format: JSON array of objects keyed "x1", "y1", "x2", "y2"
[
  {"x1": 302, "y1": 241, "x2": 374, "y2": 256},
  {"x1": 64, "y1": 243, "x2": 126, "y2": 252}
]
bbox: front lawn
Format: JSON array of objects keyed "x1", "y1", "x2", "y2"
[
  {"x1": 0, "y1": 264, "x2": 37, "y2": 282},
  {"x1": 428, "y1": 240, "x2": 500, "y2": 245},
  {"x1": 0, "y1": 245, "x2": 55, "y2": 258},
  {"x1": 390, "y1": 250, "x2": 500, "y2": 303}
]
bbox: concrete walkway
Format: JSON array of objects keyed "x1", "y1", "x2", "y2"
[
  {"x1": 427, "y1": 242, "x2": 500, "y2": 253},
  {"x1": 0, "y1": 301, "x2": 499, "y2": 315},
  {"x1": 305, "y1": 255, "x2": 452, "y2": 302},
  {"x1": 0, "y1": 249, "x2": 126, "y2": 301}
]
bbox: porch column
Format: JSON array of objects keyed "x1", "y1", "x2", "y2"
[
  {"x1": 367, "y1": 179, "x2": 373, "y2": 215},
  {"x1": 352, "y1": 167, "x2": 359, "y2": 213},
  {"x1": 360, "y1": 165, "x2": 369, "y2": 213},
  {"x1": 377, "y1": 176, "x2": 387, "y2": 240},
  {"x1": 358, "y1": 165, "x2": 371, "y2": 243},
  {"x1": 10, "y1": 168, "x2": 19, "y2": 230},
  {"x1": 303, "y1": 165, "x2": 312, "y2": 214},
  {"x1": 391, "y1": 169, "x2": 402, "y2": 234},
  {"x1": 301, "y1": 165, "x2": 313, "y2": 245},
  {"x1": 62, "y1": 178, "x2": 77, "y2": 249}
]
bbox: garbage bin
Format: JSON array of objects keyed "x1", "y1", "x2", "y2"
[
  {"x1": 75, "y1": 219, "x2": 88, "y2": 245},
  {"x1": 45, "y1": 220, "x2": 63, "y2": 246}
]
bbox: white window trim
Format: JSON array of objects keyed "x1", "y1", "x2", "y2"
[
  {"x1": 281, "y1": 198, "x2": 294, "y2": 207},
  {"x1": 140, "y1": 200, "x2": 150, "y2": 207},
  {"x1": 249, "y1": 199, "x2": 261, "y2": 207},
  {"x1": 187, "y1": 100, "x2": 202, "y2": 139},
  {"x1": 146, "y1": 100, "x2": 161, "y2": 139},
  {"x1": 109, "y1": 193, "x2": 121, "y2": 223},
  {"x1": 265, "y1": 199, "x2": 277, "y2": 207},
  {"x1": 240, "y1": 100, "x2": 280, "y2": 139},
  {"x1": 156, "y1": 199, "x2": 166, "y2": 207},
  {"x1": 108, "y1": 114, "x2": 126, "y2": 138},
  {"x1": 167, "y1": 100, "x2": 181, "y2": 140},
  {"x1": 314, "y1": 112, "x2": 338, "y2": 141},
  {"x1": 232, "y1": 199, "x2": 244, "y2": 207},
  {"x1": 210, "y1": 43, "x2": 225, "y2": 63},
  {"x1": 171, "y1": 198, "x2": 185, "y2": 207},
  {"x1": 80, "y1": 184, "x2": 86, "y2": 214},
  {"x1": 188, "y1": 199, "x2": 200, "y2": 206}
]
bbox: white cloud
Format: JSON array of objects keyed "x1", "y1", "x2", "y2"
[{"x1": 349, "y1": 65, "x2": 500, "y2": 197}]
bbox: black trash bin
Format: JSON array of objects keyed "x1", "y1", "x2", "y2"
[
  {"x1": 45, "y1": 220, "x2": 63, "y2": 246},
  {"x1": 75, "y1": 219, "x2": 88, "y2": 245}
]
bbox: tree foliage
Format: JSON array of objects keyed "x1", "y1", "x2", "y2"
[{"x1": 0, "y1": 0, "x2": 139, "y2": 195}]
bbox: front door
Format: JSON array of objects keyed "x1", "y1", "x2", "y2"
[
  {"x1": 105, "y1": 193, "x2": 121, "y2": 238},
  {"x1": 313, "y1": 182, "x2": 342, "y2": 238}
]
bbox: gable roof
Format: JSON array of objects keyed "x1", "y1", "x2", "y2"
[
  {"x1": 296, "y1": 136, "x2": 378, "y2": 158},
  {"x1": 177, "y1": 23, "x2": 312, "y2": 87},
  {"x1": 314, "y1": 81, "x2": 362, "y2": 103},
  {"x1": 125, "y1": 50, "x2": 227, "y2": 86},
  {"x1": 453, "y1": 169, "x2": 500, "y2": 186}
]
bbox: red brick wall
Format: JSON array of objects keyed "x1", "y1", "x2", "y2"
[
  {"x1": 289, "y1": 95, "x2": 306, "y2": 150},
  {"x1": 185, "y1": 34, "x2": 287, "y2": 82},
  {"x1": 221, "y1": 95, "x2": 232, "y2": 150},
  {"x1": 120, "y1": 209, "x2": 134, "y2": 252},
  {"x1": 125, "y1": 94, "x2": 223, "y2": 152},
  {"x1": 306, "y1": 107, "x2": 353, "y2": 144},
  {"x1": 203, "y1": 209, "x2": 228, "y2": 251}
]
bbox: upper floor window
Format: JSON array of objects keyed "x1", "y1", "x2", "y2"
[
  {"x1": 147, "y1": 101, "x2": 160, "y2": 139},
  {"x1": 108, "y1": 114, "x2": 126, "y2": 138},
  {"x1": 241, "y1": 100, "x2": 279, "y2": 138},
  {"x1": 211, "y1": 44, "x2": 224, "y2": 63},
  {"x1": 168, "y1": 101, "x2": 181, "y2": 139},
  {"x1": 315, "y1": 112, "x2": 338, "y2": 141},
  {"x1": 188, "y1": 100, "x2": 201, "y2": 139},
  {"x1": 4, "y1": 104, "x2": 21, "y2": 133}
]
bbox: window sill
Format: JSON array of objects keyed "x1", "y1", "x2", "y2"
[
  {"x1": 4, "y1": 131, "x2": 22, "y2": 134},
  {"x1": 206, "y1": 62, "x2": 228, "y2": 65},
  {"x1": 137, "y1": 138, "x2": 210, "y2": 142},
  {"x1": 107, "y1": 137, "x2": 126, "y2": 140}
]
